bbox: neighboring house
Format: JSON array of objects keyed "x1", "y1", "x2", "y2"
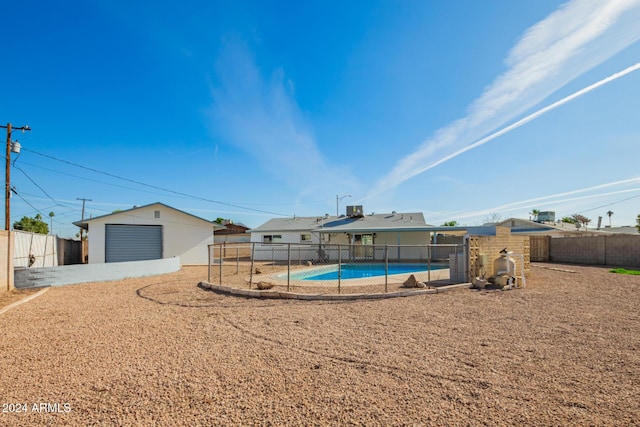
[
  {"x1": 73, "y1": 202, "x2": 224, "y2": 265},
  {"x1": 498, "y1": 218, "x2": 639, "y2": 237},
  {"x1": 214, "y1": 220, "x2": 251, "y2": 243}
]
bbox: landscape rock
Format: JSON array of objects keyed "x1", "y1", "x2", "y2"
[
  {"x1": 402, "y1": 274, "x2": 419, "y2": 288},
  {"x1": 256, "y1": 281, "x2": 274, "y2": 290}
]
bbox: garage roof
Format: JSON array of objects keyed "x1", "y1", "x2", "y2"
[{"x1": 73, "y1": 202, "x2": 225, "y2": 231}]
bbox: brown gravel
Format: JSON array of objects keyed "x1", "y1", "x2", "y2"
[
  {"x1": 0, "y1": 263, "x2": 638, "y2": 426},
  {"x1": 0, "y1": 287, "x2": 41, "y2": 310}
]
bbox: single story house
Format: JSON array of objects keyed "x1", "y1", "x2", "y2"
[
  {"x1": 74, "y1": 202, "x2": 224, "y2": 265},
  {"x1": 250, "y1": 207, "x2": 477, "y2": 261}
]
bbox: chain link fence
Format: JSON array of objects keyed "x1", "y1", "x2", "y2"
[{"x1": 207, "y1": 242, "x2": 469, "y2": 295}]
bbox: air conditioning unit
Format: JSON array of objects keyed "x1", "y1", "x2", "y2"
[{"x1": 346, "y1": 205, "x2": 364, "y2": 218}]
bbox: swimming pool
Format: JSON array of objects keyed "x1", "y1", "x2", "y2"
[{"x1": 287, "y1": 263, "x2": 447, "y2": 281}]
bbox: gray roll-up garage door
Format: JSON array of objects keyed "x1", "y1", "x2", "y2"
[{"x1": 105, "y1": 224, "x2": 162, "y2": 263}]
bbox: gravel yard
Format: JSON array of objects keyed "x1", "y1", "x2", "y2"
[{"x1": 0, "y1": 263, "x2": 638, "y2": 426}]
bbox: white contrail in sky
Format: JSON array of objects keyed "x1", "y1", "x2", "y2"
[
  {"x1": 367, "y1": 0, "x2": 640, "y2": 199},
  {"x1": 399, "y1": 63, "x2": 640, "y2": 178},
  {"x1": 431, "y1": 177, "x2": 640, "y2": 222}
]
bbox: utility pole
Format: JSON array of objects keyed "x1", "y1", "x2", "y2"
[
  {"x1": 2, "y1": 122, "x2": 30, "y2": 291},
  {"x1": 76, "y1": 197, "x2": 92, "y2": 240},
  {"x1": 2, "y1": 123, "x2": 30, "y2": 230},
  {"x1": 336, "y1": 194, "x2": 351, "y2": 217}
]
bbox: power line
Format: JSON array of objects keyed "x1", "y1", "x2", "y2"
[
  {"x1": 22, "y1": 147, "x2": 289, "y2": 217},
  {"x1": 13, "y1": 164, "x2": 60, "y2": 206},
  {"x1": 577, "y1": 193, "x2": 640, "y2": 215}
]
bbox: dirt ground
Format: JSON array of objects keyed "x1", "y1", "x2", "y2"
[{"x1": 0, "y1": 263, "x2": 638, "y2": 426}]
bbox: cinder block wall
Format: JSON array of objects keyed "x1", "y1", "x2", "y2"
[
  {"x1": 468, "y1": 227, "x2": 530, "y2": 282},
  {"x1": 550, "y1": 235, "x2": 640, "y2": 267},
  {"x1": 605, "y1": 235, "x2": 640, "y2": 266}
]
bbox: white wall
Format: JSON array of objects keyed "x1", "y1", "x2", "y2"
[
  {"x1": 15, "y1": 257, "x2": 181, "y2": 288},
  {"x1": 86, "y1": 205, "x2": 214, "y2": 265}
]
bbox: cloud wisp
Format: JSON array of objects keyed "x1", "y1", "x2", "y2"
[
  {"x1": 368, "y1": 0, "x2": 640, "y2": 198},
  {"x1": 206, "y1": 38, "x2": 360, "y2": 211}
]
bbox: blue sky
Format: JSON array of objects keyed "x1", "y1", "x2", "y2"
[{"x1": 2, "y1": 0, "x2": 639, "y2": 238}]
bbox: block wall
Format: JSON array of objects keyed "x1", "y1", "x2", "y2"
[{"x1": 549, "y1": 235, "x2": 640, "y2": 267}]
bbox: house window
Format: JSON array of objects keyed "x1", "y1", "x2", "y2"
[
  {"x1": 354, "y1": 234, "x2": 374, "y2": 245},
  {"x1": 263, "y1": 235, "x2": 282, "y2": 244},
  {"x1": 300, "y1": 233, "x2": 311, "y2": 242},
  {"x1": 154, "y1": 210, "x2": 161, "y2": 218}
]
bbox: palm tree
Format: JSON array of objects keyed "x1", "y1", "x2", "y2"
[
  {"x1": 49, "y1": 212, "x2": 55, "y2": 235},
  {"x1": 529, "y1": 209, "x2": 540, "y2": 222},
  {"x1": 606, "y1": 210, "x2": 613, "y2": 227}
]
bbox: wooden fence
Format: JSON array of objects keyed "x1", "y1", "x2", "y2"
[{"x1": 530, "y1": 235, "x2": 550, "y2": 262}]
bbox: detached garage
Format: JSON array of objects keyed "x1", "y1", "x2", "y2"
[
  {"x1": 105, "y1": 224, "x2": 163, "y2": 262},
  {"x1": 74, "y1": 202, "x2": 223, "y2": 265}
]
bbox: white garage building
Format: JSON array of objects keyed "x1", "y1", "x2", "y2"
[{"x1": 74, "y1": 202, "x2": 223, "y2": 265}]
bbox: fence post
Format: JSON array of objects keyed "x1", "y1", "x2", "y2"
[
  {"x1": 249, "y1": 243, "x2": 255, "y2": 289},
  {"x1": 455, "y1": 244, "x2": 459, "y2": 283},
  {"x1": 42, "y1": 235, "x2": 47, "y2": 267},
  {"x1": 384, "y1": 245, "x2": 388, "y2": 293},
  {"x1": 427, "y1": 244, "x2": 431, "y2": 286},
  {"x1": 207, "y1": 245, "x2": 211, "y2": 282},
  {"x1": 338, "y1": 244, "x2": 342, "y2": 294},
  {"x1": 219, "y1": 245, "x2": 223, "y2": 286},
  {"x1": 28, "y1": 232, "x2": 34, "y2": 267},
  {"x1": 287, "y1": 243, "x2": 291, "y2": 292}
]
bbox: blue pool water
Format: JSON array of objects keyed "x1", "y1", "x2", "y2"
[{"x1": 295, "y1": 263, "x2": 446, "y2": 281}]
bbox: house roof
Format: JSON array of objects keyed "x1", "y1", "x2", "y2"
[
  {"x1": 252, "y1": 212, "x2": 434, "y2": 234},
  {"x1": 497, "y1": 218, "x2": 639, "y2": 235},
  {"x1": 73, "y1": 202, "x2": 225, "y2": 231}
]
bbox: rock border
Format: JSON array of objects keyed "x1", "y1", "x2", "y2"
[{"x1": 198, "y1": 281, "x2": 471, "y2": 301}]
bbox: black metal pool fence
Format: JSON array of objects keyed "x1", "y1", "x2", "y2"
[{"x1": 207, "y1": 242, "x2": 469, "y2": 294}]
